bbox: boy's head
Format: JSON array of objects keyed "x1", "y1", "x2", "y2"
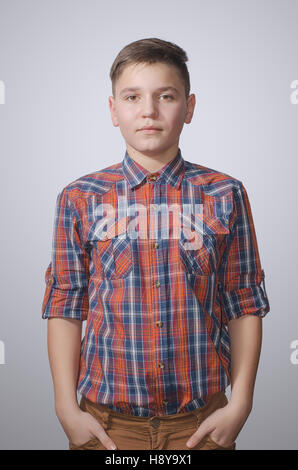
[{"x1": 109, "y1": 38, "x2": 196, "y2": 159}]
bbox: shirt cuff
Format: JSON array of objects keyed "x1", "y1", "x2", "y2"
[
  {"x1": 41, "y1": 267, "x2": 89, "y2": 321},
  {"x1": 219, "y1": 270, "x2": 270, "y2": 323}
]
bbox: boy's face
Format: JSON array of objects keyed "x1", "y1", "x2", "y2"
[{"x1": 109, "y1": 62, "x2": 195, "y2": 158}]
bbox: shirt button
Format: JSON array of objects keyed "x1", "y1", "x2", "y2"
[
  {"x1": 155, "y1": 281, "x2": 160, "y2": 288},
  {"x1": 158, "y1": 362, "x2": 165, "y2": 369},
  {"x1": 162, "y1": 400, "x2": 168, "y2": 406},
  {"x1": 156, "y1": 320, "x2": 163, "y2": 327},
  {"x1": 48, "y1": 276, "x2": 53, "y2": 285},
  {"x1": 152, "y1": 204, "x2": 158, "y2": 211},
  {"x1": 148, "y1": 175, "x2": 157, "y2": 181},
  {"x1": 153, "y1": 242, "x2": 159, "y2": 249}
]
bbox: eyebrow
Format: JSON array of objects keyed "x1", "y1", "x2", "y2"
[{"x1": 119, "y1": 86, "x2": 180, "y2": 96}]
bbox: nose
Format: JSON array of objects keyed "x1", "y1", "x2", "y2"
[{"x1": 141, "y1": 96, "x2": 158, "y2": 118}]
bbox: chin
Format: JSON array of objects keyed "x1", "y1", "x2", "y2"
[{"x1": 137, "y1": 146, "x2": 165, "y2": 155}]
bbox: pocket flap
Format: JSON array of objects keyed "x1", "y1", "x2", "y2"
[{"x1": 180, "y1": 210, "x2": 230, "y2": 240}]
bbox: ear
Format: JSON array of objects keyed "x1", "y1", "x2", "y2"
[
  {"x1": 185, "y1": 93, "x2": 196, "y2": 124},
  {"x1": 108, "y1": 95, "x2": 119, "y2": 127}
]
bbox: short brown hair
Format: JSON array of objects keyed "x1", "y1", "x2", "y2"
[{"x1": 110, "y1": 38, "x2": 191, "y2": 100}]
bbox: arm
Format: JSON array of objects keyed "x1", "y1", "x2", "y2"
[
  {"x1": 187, "y1": 315, "x2": 263, "y2": 449},
  {"x1": 42, "y1": 188, "x2": 89, "y2": 416},
  {"x1": 228, "y1": 315, "x2": 262, "y2": 414},
  {"x1": 42, "y1": 188, "x2": 117, "y2": 449},
  {"x1": 47, "y1": 317, "x2": 116, "y2": 449},
  {"x1": 48, "y1": 317, "x2": 82, "y2": 417},
  {"x1": 219, "y1": 182, "x2": 269, "y2": 414},
  {"x1": 186, "y1": 182, "x2": 270, "y2": 449}
]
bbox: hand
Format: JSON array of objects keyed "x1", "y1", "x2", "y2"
[
  {"x1": 57, "y1": 405, "x2": 117, "y2": 450},
  {"x1": 186, "y1": 400, "x2": 251, "y2": 449}
]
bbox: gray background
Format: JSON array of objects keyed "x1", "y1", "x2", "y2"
[{"x1": 0, "y1": 0, "x2": 297, "y2": 450}]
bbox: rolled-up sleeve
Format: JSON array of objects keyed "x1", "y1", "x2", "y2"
[
  {"x1": 218, "y1": 182, "x2": 270, "y2": 324},
  {"x1": 41, "y1": 187, "x2": 90, "y2": 321}
]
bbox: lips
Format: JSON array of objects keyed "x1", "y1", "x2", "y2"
[
  {"x1": 139, "y1": 126, "x2": 162, "y2": 131},
  {"x1": 138, "y1": 129, "x2": 162, "y2": 134}
]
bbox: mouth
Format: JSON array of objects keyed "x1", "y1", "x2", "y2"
[{"x1": 138, "y1": 127, "x2": 162, "y2": 133}]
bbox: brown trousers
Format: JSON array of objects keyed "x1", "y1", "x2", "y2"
[{"x1": 69, "y1": 390, "x2": 236, "y2": 450}]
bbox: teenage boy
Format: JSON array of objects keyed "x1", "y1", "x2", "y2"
[{"x1": 41, "y1": 38, "x2": 270, "y2": 450}]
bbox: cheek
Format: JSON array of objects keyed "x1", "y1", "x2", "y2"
[
  {"x1": 167, "y1": 113, "x2": 186, "y2": 134},
  {"x1": 117, "y1": 104, "x2": 135, "y2": 120},
  {"x1": 166, "y1": 105, "x2": 186, "y2": 126},
  {"x1": 118, "y1": 111, "x2": 136, "y2": 132}
]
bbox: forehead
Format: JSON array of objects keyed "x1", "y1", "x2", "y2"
[{"x1": 116, "y1": 62, "x2": 183, "y2": 93}]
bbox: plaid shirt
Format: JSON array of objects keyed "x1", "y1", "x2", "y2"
[{"x1": 41, "y1": 148, "x2": 270, "y2": 416}]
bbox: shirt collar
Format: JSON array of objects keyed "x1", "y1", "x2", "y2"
[{"x1": 122, "y1": 147, "x2": 185, "y2": 190}]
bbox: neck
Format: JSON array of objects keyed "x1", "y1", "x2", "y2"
[{"x1": 126, "y1": 144, "x2": 179, "y2": 173}]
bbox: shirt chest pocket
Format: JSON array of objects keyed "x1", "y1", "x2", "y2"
[
  {"x1": 87, "y1": 217, "x2": 133, "y2": 280},
  {"x1": 179, "y1": 211, "x2": 231, "y2": 276}
]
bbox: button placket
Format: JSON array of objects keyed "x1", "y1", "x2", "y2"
[{"x1": 149, "y1": 175, "x2": 170, "y2": 416}]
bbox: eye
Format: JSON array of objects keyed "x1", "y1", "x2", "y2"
[
  {"x1": 126, "y1": 95, "x2": 137, "y2": 101},
  {"x1": 125, "y1": 94, "x2": 174, "y2": 102}
]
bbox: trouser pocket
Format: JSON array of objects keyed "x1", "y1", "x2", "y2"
[
  {"x1": 68, "y1": 396, "x2": 111, "y2": 450},
  {"x1": 191, "y1": 391, "x2": 236, "y2": 450}
]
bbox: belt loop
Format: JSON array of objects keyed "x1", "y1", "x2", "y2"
[
  {"x1": 99, "y1": 407, "x2": 111, "y2": 430},
  {"x1": 80, "y1": 396, "x2": 111, "y2": 431}
]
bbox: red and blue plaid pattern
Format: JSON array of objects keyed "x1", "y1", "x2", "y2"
[{"x1": 41, "y1": 148, "x2": 270, "y2": 416}]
